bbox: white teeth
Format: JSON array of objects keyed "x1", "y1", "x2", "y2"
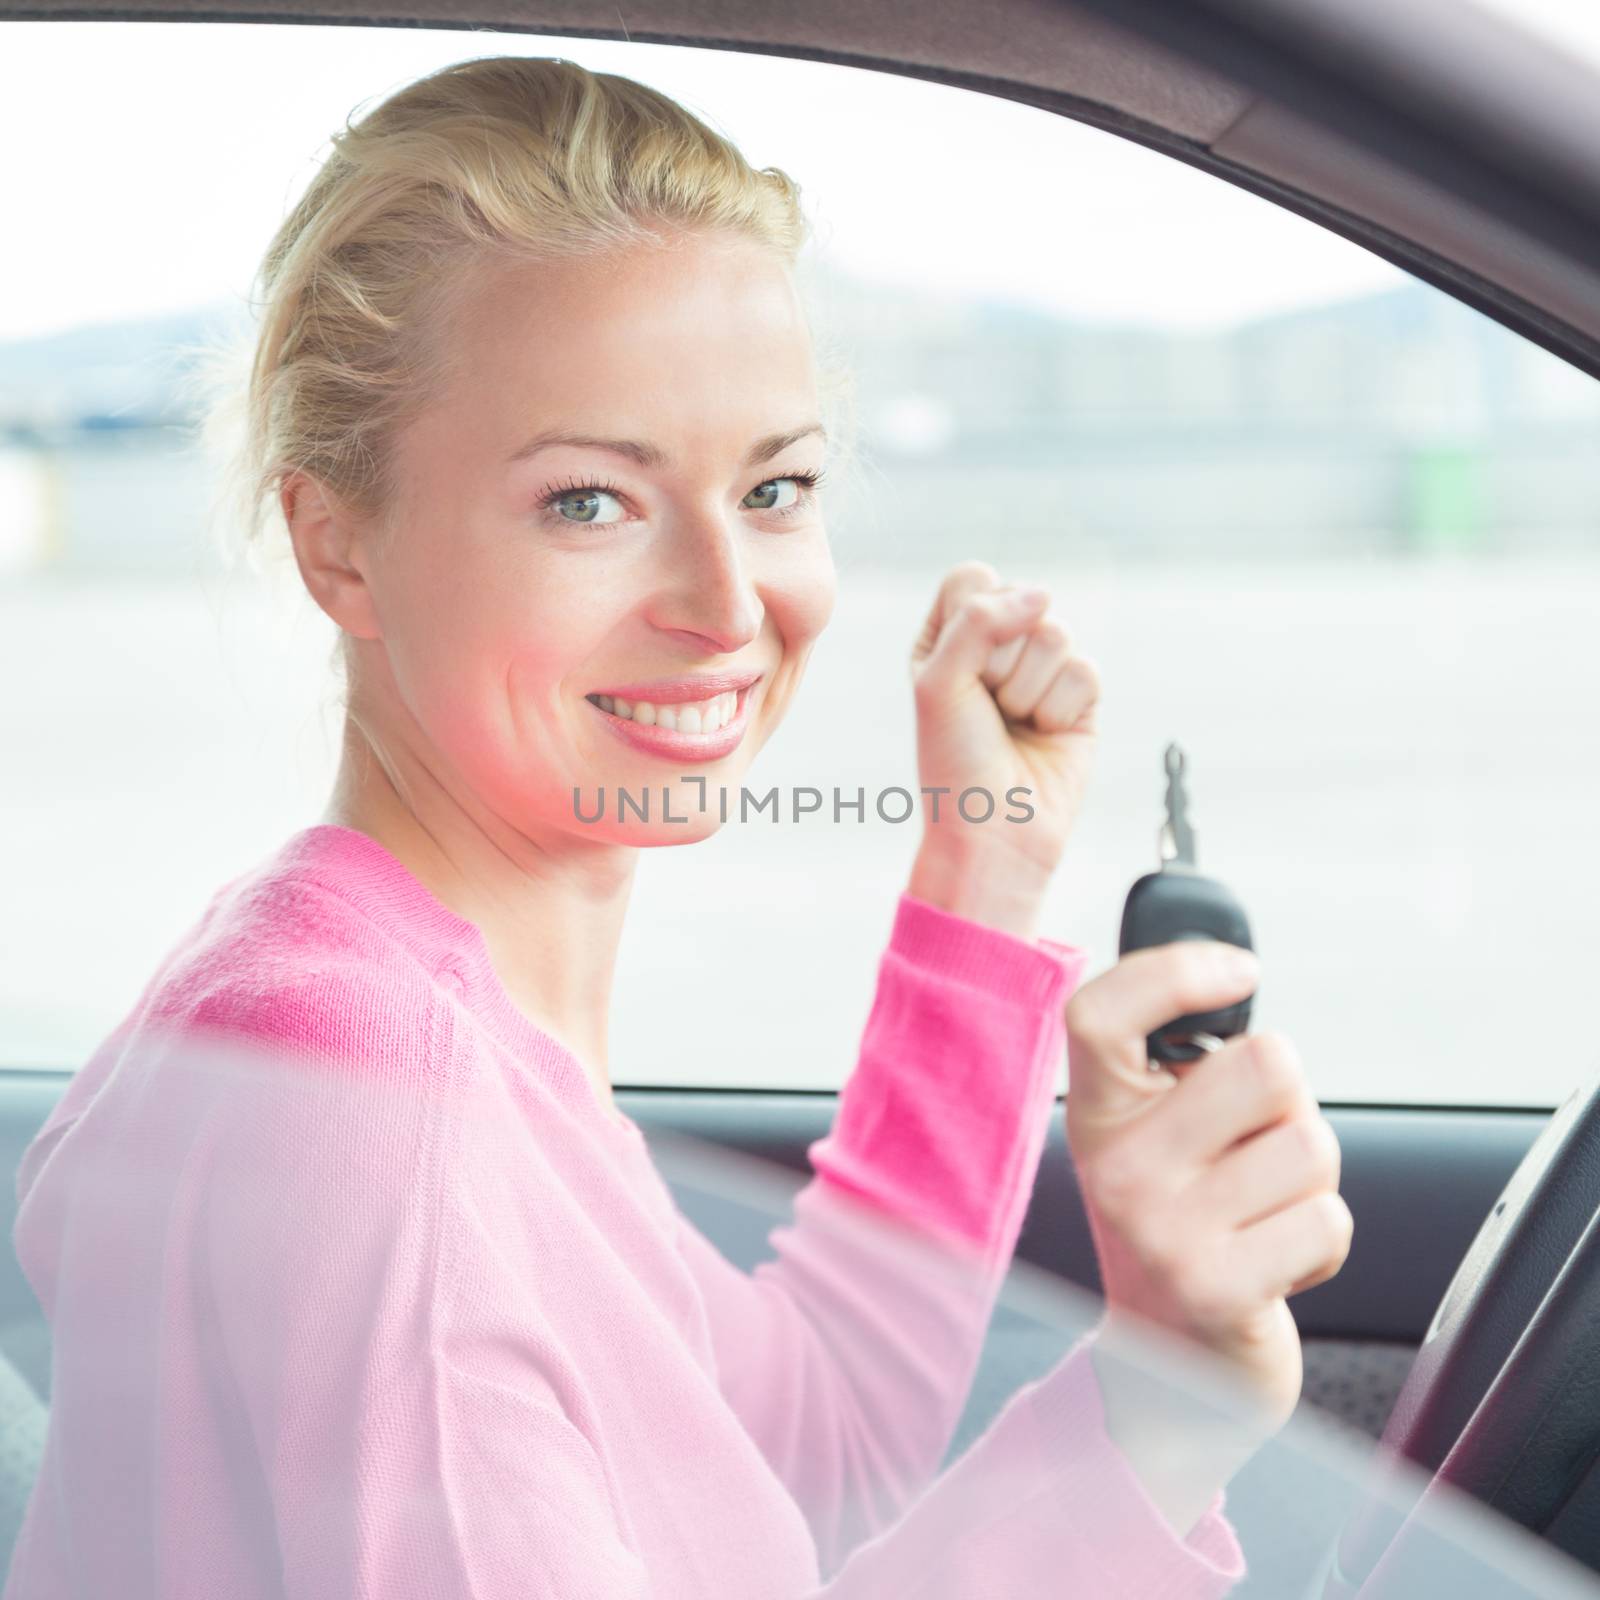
[{"x1": 592, "y1": 689, "x2": 741, "y2": 733}]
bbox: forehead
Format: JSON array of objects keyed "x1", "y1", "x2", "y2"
[{"x1": 441, "y1": 238, "x2": 818, "y2": 407}]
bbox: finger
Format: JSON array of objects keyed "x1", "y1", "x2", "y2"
[
  {"x1": 1137, "y1": 1031, "x2": 1315, "y2": 1178},
  {"x1": 1064, "y1": 941, "x2": 1261, "y2": 1121},
  {"x1": 980, "y1": 632, "x2": 1027, "y2": 691},
  {"x1": 992, "y1": 616, "x2": 1070, "y2": 722},
  {"x1": 1226, "y1": 1190, "x2": 1354, "y2": 1303},
  {"x1": 979, "y1": 580, "x2": 1048, "y2": 687},
  {"x1": 911, "y1": 561, "x2": 1000, "y2": 667},
  {"x1": 1030, "y1": 654, "x2": 1100, "y2": 736},
  {"x1": 1189, "y1": 1103, "x2": 1341, "y2": 1230},
  {"x1": 915, "y1": 587, "x2": 1050, "y2": 701}
]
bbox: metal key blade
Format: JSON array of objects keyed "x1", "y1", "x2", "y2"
[{"x1": 1158, "y1": 742, "x2": 1199, "y2": 869}]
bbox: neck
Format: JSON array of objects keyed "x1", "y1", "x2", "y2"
[{"x1": 321, "y1": 711, "x2": 637, "y2": 1107}]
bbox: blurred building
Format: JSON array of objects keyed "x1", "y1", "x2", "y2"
[
  {"x1": 810, "y1": 272, "x2": 1600, "y2": 564},
  {"x1": 2, "y1": 273, "x2": 1597, "y2": 579}
]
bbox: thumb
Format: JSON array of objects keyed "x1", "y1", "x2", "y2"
[
  {"x1": 1065, "y1": 941, "x2": 1260, "y2": 1131},
  {"x1": 915, "y1": 586, "x2": 1049, "y2": 702}
]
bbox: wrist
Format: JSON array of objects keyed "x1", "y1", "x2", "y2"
[
  {"x1": 907, "y1": 837, "x2": 1050, "y2": 940},
  {"x1": 1088, "y1": 1331, "x2": 1265, "y2": 1540}
]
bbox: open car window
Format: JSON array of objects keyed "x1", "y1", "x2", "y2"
[{"x1": 1, "y1": 21, "x2": 1597, "y2": 1109}]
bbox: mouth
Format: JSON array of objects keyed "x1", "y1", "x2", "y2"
[{"x1": 583, "y1": 677, "x2": 762, "y2": 760}]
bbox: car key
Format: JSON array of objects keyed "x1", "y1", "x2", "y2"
[{"x1": 1118, "y1": 743, "x2": 1256, "y2": 1068}]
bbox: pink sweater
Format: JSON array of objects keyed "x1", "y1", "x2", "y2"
[{"x1": 6, "y1": 824, "x2": 1246, "y2": 1598}]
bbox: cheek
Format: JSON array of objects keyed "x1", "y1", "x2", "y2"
[
  {"x1": 384, "y1": 572, "x2": 509, "y2": 709},
  {"x1": 503, "y1": 635, "x2": 586, "y2": 734},
  {"x1": 497, "y1": 595, "x2": 616, "y2": 766},
  {"x1": 380, "y1": 549, "x2": 567, "y2": 761},
  {"x1": 406, "y1": 627, "x2": 589, "y2": 812},
  {"x1": 773, "y1": 541, "x2": 839, "y2": 647}
]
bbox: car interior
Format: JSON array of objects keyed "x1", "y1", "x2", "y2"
[{"x1": 3, "y1": 0, "x2": 1599, "y2": 1595}]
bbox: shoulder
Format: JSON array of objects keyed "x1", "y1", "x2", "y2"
[
  {"x1": 171, "y1": 875, "x2": 471, "y2": 1253},
  {"x1": 146, "y1": 867, "x2": 467, "y2": 1094}
]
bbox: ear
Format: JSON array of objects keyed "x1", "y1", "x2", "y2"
[{"x1": 281, "y1": 471, "x2": 383, "y2": 641}]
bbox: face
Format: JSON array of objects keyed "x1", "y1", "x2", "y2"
[{"x1": 336, "y1": 232, "x2": 837, "y2": 848}]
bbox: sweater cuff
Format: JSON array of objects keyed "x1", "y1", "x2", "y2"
[
  {"x1": 891, "y1": 890, "x2": 1088, "y2": 1013},
  {"x1": 805, "y1": 893, "x2": 1089, "y2": 1258},
  {"x1": 1020, "y1": 1339, "x2": 1248, "y2": 1598}
]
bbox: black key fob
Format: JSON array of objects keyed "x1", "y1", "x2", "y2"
[
  {"x1": 1117, "y1": 743, "x2": 1256, "y2": 1065},
  {"x1": 1119, "y1": 871, "x2": 1255, "y2": 1064}
]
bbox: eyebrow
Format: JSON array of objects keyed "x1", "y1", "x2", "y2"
[{"x1": 506, "y1": 423, "x2": 827, "y2": 471}]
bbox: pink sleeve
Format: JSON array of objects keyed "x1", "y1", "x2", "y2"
[
  {"x1": 811, "y1": 1334, "x2": 1246, "y2": 1599},
  {"x1": 673, "y1": 890, "x2": 1248, "y2": 1594}
]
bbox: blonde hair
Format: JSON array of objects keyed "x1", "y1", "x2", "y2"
[{"x1": 180, "y1": 53, "x2": 857, "y2": 586}]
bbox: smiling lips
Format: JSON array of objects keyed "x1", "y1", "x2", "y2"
[{"x1": 584, "y1": 673, "x2": 762, "y2": 760}]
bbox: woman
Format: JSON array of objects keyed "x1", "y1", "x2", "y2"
[{"x1": 6, "y1": 55, "x2": 1349, "y2": 1598}]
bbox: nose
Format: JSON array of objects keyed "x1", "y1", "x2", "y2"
[{"x1": 646, "y1": 511, "x2": 764, "y2": 655}]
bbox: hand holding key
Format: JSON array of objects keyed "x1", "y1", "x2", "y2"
[
  {"x1": 1060, "y1": 747, "x2": 1353, "y2": 1530},
  {"x1": 1062, "y1": 948, "x2": 1354, "y2": 1529}
]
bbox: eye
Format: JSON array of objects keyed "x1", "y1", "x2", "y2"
[
  {"x1": 744, "y1": 469, "x2": 827, "y2": 521},
  {"x1": 744, "y1": 478, "x2": 797, "y2": 513},
  {"x1": 537, "y1": 468, "x2": 827, "y2": 529},
  {"x1": 541, "y1": 477, "x2": 626, "y2": 525}
]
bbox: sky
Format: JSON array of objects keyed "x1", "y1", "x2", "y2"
[
  {"x1": 1471, "y1": 0, "x2": 1600, "y2": 64},
  {"x1": 3, "y1": 3, "x2": 1597, "y2": 346}
]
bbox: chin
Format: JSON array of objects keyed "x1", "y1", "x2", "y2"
[
  {"x1": 636, "y1": 817, "x2": 724, "y2": 849},
  {"x1": 562, "y1": 777, "x2": 738, "y2": 846},
  {"x1": 572, "y1": 814, "x2": 725, "y2": 849}
]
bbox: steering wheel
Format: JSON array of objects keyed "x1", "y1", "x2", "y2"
[{"x1": 1314, "y1": 1062, "x2": 1600, "y2": 1596}]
